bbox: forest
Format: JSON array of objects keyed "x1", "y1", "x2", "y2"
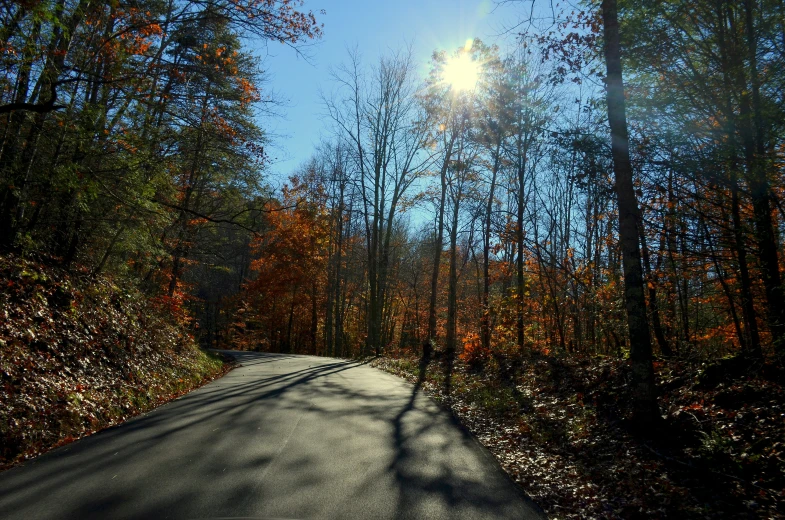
[{"x1": 1, "y1": 0, "x2": 784, "y2": 518}]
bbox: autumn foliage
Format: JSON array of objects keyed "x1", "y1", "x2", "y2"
[
  {"x1": 1, "y1": 0, "x2": 784, "y2": 516},
  {"x1": 215, "y1": 3, "x2": 785, "y2": 515},
  {"x1": 228, "y1": 176, "x2": 331, "y2": 352},
  {"x1": 0, "y1": 0, "x2": 320, "y2": 468}
]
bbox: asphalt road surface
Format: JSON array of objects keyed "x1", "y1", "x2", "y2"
[{"x1": 0, "y1": 351, "x2": 545, "y2": 520}]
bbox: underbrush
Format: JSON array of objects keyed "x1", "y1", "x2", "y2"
[
  {"x1": 372, "y1": 352, "x2": 784, "y2": 519},
  {"x1": 0, "y1": 255, "x2": 230, "y2": 469}
]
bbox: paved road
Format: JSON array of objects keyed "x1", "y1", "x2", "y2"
[{"x1": 0, "y1": 352, "x2": 545, "y2": 519}]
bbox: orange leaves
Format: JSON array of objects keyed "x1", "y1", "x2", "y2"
[
  {"x1": 139, "y1": 23, "x2": 162, "y2": 37},
  {"x1": 226, "y1": 0, "x2": 322, "y2": 43},
  {"x1": 459, "y1": 331, "x2": 489, "y2": 369},
  {"x1": 150, "y1": 291, "x2": 194, "y2": 328},
  {"x1": 207, "y1": 113, "x2": 239, "y2": 142},
  {"x1": 114, "y1": 139, "x2": 138, "y2": 154},
  {"x1": 237, "y1": 77, "x2": 261, "y2": 106},
  {"x1": 229, "y1": 174, "x2": 334, "y2": 351},
  {"x1": 107, "y1": 8, "x2": 165, "y2": 59}
]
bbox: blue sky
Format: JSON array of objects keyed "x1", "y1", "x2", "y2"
[{"x1": 252, "y1": 0, "x2": 526, "y2": 185}]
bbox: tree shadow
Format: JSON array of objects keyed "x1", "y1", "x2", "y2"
[
  {"x1": 384, "y1": 351, "x2": 544, "y2": 519},
  {"x1": 0, "y1": 351, "x2": 543, "y2": 520}
]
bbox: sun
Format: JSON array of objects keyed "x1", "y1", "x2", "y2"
[{"x1": 442, "y1": 52, "x2": 480, "y2": 93}]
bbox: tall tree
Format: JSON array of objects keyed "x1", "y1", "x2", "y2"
[
  {"x1": 601, "y1": 0, "x2": 659, "y2": 427},
  {"x1": 326, "y1": 48, "x2": 429, "y2": 356}
]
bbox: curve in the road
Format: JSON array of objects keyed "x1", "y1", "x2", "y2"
[{"x1": 0, "y1": 351, "x2": 546, "y2": 520}]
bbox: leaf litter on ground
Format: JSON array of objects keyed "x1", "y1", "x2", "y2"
[
  {"x1": 372, "y1": 352, "x2": 784, "y2": 519},
  {"x1": 0, "y1": 254, "x2": 231, "y2": 469}
]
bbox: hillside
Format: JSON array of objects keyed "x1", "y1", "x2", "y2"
[{"x1": 0, "y1": 255, "x2": 229, "y2": 469}]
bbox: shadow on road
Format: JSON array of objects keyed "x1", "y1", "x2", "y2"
[
  {"x1": 0, "y1": 351, "x2": 543, "y2": 520},
  {"x1": 384, "y1": 353, "x2": 542, "y2": 519}
]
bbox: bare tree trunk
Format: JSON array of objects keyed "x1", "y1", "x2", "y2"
[
  {"x1": 742, "y1": 0, "x2": 785, "y2": 354},
  {"x1": 286, "y1": 285, "x2": 297, "y2": 353},
  {"x1": 445, "y1": 164, "x2": 464, "y2": 396},
  {"x1": 425, "y1": 135, "x2": 456, "y2": 359},
  {"x1": 311, "y1": 280, "x2": 318, "y2": 354},
  {"x1": 482, "y1": 144, "x2": 501, "y2": 352},
  {"x1": 731, "y1": 172, "x2": 761, "y2": 356},
  {"x1": 601, "y1": 0, "x2": 659, "y2": 428},
  {"x1": 516, "y1": 149, "x2": 526, "y2": 353},
  {"x1": 703, "y1": 221, "x2": 747, "y2": 352},
  {"x1": 639, "y1": 225, "x2": 672, "y2": 357},
  {"x1": 716, "y1": 6, "x2": 762, "y2": 358}
]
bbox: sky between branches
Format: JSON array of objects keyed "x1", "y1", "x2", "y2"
[{"x1": 255, "y1": 0, "x2": 538, "y2": 184}]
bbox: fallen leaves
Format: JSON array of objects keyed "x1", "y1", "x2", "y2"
[
  {"x1": 0, "y1": 254, "x2": 230, "y2": 469},
  {"x1": 372, "y1": 354, "x2": 785, "y2": 519}
]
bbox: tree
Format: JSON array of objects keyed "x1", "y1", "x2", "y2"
[
  {"x1": 0, "y1": 0, "x2": 321, "y2": 268},
  {"x1": 326, "y1": 47, "x2": 429, "y2": 356},
  {"x1": 238, "y1": 174, "x2": 329, "y2": 352},
  {"x1": 601, "y1": 0, "x2": 659, "y2": 427}
]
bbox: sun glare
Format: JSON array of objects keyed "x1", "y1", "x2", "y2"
[{"x1": 442, "y1": 52, "x2": 480, "y2": 93}]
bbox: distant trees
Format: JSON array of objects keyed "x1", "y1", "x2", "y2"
[
  {"x1": 14, "y1": 0, "x2": 782, "y2": 426},
  {"x1": 325, "y1": 48, "x2": 430, "y2": 356},
  {"x1": 234, "y1": 172, "x2": 330, "y2": 352},
  {"x1": 228, "y1": 1, "x2": 785, "y2": 427}
]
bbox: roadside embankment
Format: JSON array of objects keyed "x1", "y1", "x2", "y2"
[{"x1": 0, "y1": 255, "x2": 231, "y2": 469}]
